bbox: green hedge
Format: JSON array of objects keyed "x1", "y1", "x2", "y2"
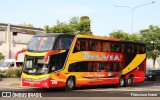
[{"x1": 1, "y1": 67, "x2": 22, "y2": 78}]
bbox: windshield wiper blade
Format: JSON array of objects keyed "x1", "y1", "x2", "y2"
[{"x1": 26, "y1": 48, "x2": 35, "y2": 51}]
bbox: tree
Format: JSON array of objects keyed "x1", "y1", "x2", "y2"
[
  {"x1": 109, "y1": 30, "x2": 129, "y2": 40},
  {"x1": 109, "y1": 30, "x2": 140, "y2": 41},
  {"x1": 0, "y1": 52, "x2": 4, "y2": 60},
  {"x1": 128, "y1": 33, "x2": 140, "y2": 41},
  {"x1": 19, "y1": 23, "x2": 34, "y2": 28},
  {"x1": 44, "y1": 16, "x2": 92, "y2": 35},
  {"x1": 139, "y1": 25, "x2": 160, "y2": 69},
  {"x1": 77, "y1": 16, "x2": 92, "y2": 35}
]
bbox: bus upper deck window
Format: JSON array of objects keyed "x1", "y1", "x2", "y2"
[
  {"x1": 73, "y1": 40, "x2": 80, "y2": 52},
  {"x1": 101, "y1": 42, "x2": 110, "y2": 52},
  {"x1": 80, "y1": 40, "x2": 86, "y2": 51},
  {"x1": 139, "y1": 45, "x2": 145, "y2": 53},
  {"x1": 55, "y1": 37, "x2": 72, "y2": 50},
  {"x1": 91, "y1": 42, "x2": 96, "y2": 51}
]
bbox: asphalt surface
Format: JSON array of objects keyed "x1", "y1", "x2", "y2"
[{"x1": 0, "y1": 81, "x2": 160, "y2": 97}]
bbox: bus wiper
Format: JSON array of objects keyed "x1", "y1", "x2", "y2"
[{"x1": 26, "y1": 49, "x2": 34, "y2": 52}]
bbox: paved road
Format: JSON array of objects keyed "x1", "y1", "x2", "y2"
[{"x1": 0, "y1": 81, "x2": 160, "y2": 98}]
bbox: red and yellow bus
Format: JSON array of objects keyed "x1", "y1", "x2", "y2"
[{"x1": 16, "y1": 33, "x2": 146, "y2": 90}]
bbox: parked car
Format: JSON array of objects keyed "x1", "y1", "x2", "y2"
[
  {"x1": 0, "y1": 59, "x2": 23, "y2": 71},
  {"x1": 145, "y1": 70, "x2": 160, "y2": 81}
]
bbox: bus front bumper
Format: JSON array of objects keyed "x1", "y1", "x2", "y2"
[{"x1": 22, "y1": 77, "x2": 66, "y2": 88}]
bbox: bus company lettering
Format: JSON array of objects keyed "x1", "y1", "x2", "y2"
[
  {"x1": 82, "y1": 53, "x2": 121, "y2": 61},
  {"x1": 87, "y1": 73, "x2": 105, "y2": 77}
]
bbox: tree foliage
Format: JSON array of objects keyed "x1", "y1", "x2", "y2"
[
  {"x1": 44, "y1": 16, "x2": 92, "y2": 35},
  {"x1": 109, "y1": 26, "x2": 160, "y2": 68},
  {"x1": 109, "y1": 30, "x2": 129, "y2": 40},
  {"x1": 109, "y1": 30, "x2": 140, "y2": 41},
  {"x1": 0, "y1": 52, "x2": 4, "y2": 60},
  {"x1": 139, "y1": 25, "x2": 160, "y2": 67},
  {"x1": 19, "y1": 23, "x2": 34, "y2": 28}
]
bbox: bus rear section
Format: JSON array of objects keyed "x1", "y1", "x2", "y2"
[{"x1": 64, "y1": 36, "x2": 146, "y2": 88}]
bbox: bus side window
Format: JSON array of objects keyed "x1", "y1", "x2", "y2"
[
  {"x1": 131, "y1": 45, "x2": 134, "y2": 53},
  {"x1": 139, "y1": 45, "x2": 145, "y2": 54},
  {"x1": 113, "y1": 63, "x2": 121, "y2": 71},
  {"x1": 104, "y1": 63, "x2": 110, "y2": 72},
  {"x1": 142, "y1": 46, "x2": 146, "y2": 53},
  {"x1": 122, "y1": 44, "x2": 125, "y2": 53},
  {"x1": 73, "y1": 40, "x2": 80, "y2": 53},
  {"x1": 92, "y1": 62, "x2": 99, "y2": 72},
  {"x1": 68, "y1": 63, "x2": 80, "y2": 72},
  {"x1": 113, "y1": 63, "x2": 117, "y2": 71},
  {"x1": 88, "y1": 62, "x2": 93, "y2": 72},
  {"x1": 89, "y1": 39, "x2": 99, "y2": 51},
  {"x1": 124, "y1": 44, "x2": 132, "y2": 53},
  {"x1": 111, "y1": 43, "x2": 122, "y2": 52},
  {"x1": 96, "y1": 41, "x2": 101, "y2": 51},
  {"x1": 80, "y1": 40, "x2": 86, "y2": 51},
  {"x1": 118, "y1": 63, "x2": 122, "y2": 71},
  {"x1": 68, "y1": 64, "x2": 74, "y2": 72},
  {"x1": 110, "y1": 63, "x2": 114, "y2": 71},
  {"x1": 98, "y1": 62, "x2": 104, "y2": 72},
  {"x1": 101, "y1": 42, "x2": 110, "y2": 52},
  {"x1": 90, "y1": 41, "x2": 96, "y2": 51},
  {"x1": 134, "y1": 45, "x2": 138, "y2": 53},
  {"x1": 117, "y1": 44, "x2": 122, "y2": 52}
]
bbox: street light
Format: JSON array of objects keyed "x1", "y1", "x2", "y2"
[{"x1": 114, "y1": 1, "x2": 155, "y2": 33}]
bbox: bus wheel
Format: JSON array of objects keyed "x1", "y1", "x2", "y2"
[
  {"x1": 119, "y1": 77, "x2": 126, "y2": 87},
  {"x1": 127, "y1": 76, "x2": 134, "y2": 87},
  {"x1": 65, "y1": 77, "x2": 75, "y2": 91}
]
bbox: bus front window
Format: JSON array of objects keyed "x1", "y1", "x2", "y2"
[
  {"x1": 27, "y1": 36, "x2": 55, "y2": 51},
  {"x1": 54, "y1": 37, "x2": 73, "y2": 50},
  {"x1": 23, "y1": 56, "x2": 49, "y2": 75}
]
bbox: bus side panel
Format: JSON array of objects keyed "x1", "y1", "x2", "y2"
[
  {"x1": 134, "y1": 60, "x2": 146, "y2": 83},
  {"x1": 49, "y1": 72, "x2": 67, "y2": 88},
  {"x1": 74, "y1": 72, "x2": 120, "y2": 87},
  {"x1": 126, "y1": 60, "x2": 146, "y2": 84}
]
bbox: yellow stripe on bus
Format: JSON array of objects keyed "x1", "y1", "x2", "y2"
[
  {"x1": 122, "y1": 54, "x2": 146, "y2": 75},
  {"x1": 25, "y1": 50, "x2": 66, "y2": 56},
  {"x1": 22, "y1": 72, "x2": 50, "y2": 80}
]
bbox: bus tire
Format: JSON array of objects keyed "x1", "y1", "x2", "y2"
[
  {"x1": 127, "y1": 76, "x2": 134, "y2": 87},
  {"x1": 119, "y1": 77, "x2": 126, "y2": 87},
  {"x1": 65, "y1": 77, "x2": 75, "y2": 91}
]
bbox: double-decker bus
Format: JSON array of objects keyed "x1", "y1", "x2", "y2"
[{"x1": 16, "y1": 33, "x2": 146, "y2": 90}]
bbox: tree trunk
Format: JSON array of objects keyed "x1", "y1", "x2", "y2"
[{"x1": 153, "y1": 58, "x2": 156, "y2": 69}]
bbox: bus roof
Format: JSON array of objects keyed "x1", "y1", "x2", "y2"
[
  {"x1": 34, "y1": 33, "x2": 74, "y2": 37},
  {"x1": 75, "y1": 35, "x2": 145, "y2": 45},
  {"x1": 33, "y1": 33, "x2": 145, "y2": 45}
]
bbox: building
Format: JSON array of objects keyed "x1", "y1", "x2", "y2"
[
  {"x1": 0, "y1": 23, "x2": 43, "y2": 62},
  {"x1": 147, "y1": 57, "x2": 160, "y2": 70}
]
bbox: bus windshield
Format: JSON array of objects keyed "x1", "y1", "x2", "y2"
[
  {"x1": 23, "y1": 56, "x2": 49, "y2": 75},
  {"x1": 27, "y1": 36, "x2": 55, "y2": 51}
]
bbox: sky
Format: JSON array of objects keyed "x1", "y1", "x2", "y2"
[{"x1": 0, "y1": 0, "x2": 159, "y2": 36}]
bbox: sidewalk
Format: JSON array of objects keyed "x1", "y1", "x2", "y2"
[{"x1": 0, "y1": 78, "x2": 21, "y2": 89}]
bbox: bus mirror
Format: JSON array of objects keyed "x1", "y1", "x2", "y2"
[
  {"x1": 44, "y1": 56, "x2": 49, "y2": 64},
  {"x1": 44, "y1": 50, "x2": 60, "y2": 62},
  {"x1": 15, "y1": 49, "x2": 26, "y2": 60}
]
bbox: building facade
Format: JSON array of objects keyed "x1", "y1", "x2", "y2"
[{"x1": 0, "y1": 23, "x2": 43, "y2": 62}]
